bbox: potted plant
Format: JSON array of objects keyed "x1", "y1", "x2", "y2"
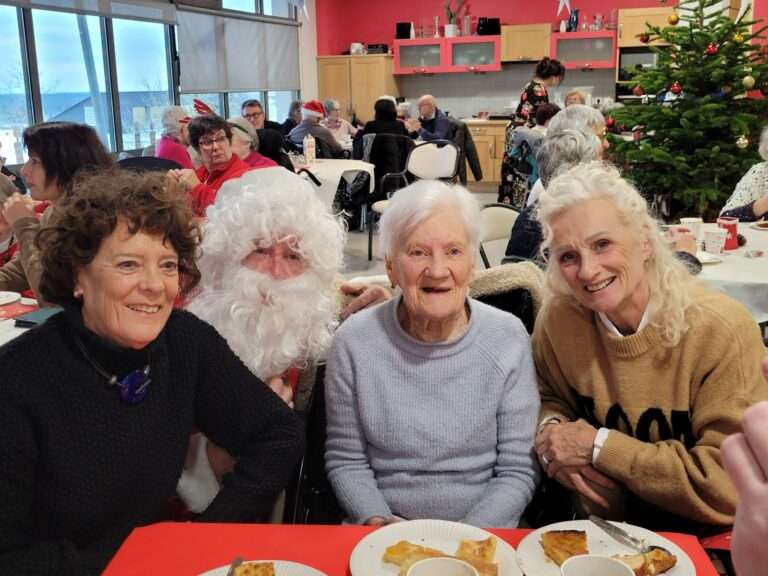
[{"x1": 444, "y1": 0, "x2": 465, "y2": 37}]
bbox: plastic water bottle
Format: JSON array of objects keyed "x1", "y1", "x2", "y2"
[{"x1": 303, "y1": 134, "x2": 316, "y2": 164}]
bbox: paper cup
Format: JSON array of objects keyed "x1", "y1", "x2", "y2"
[
  {"x1": 406, "y1": 557, "x2": 479, "y2": 576},
  {"x1": 561, "y1": 555, "x2": 634, "y2": 576},
  {"x1": 679, "y1": 217, "x2": 703, "y2": 241},
  {"x1": 717, "y1": 216, "x2": 739, "y2": 250},
  {"x1": 704, "y1": 228, "x2": 728, "y2": 254}
]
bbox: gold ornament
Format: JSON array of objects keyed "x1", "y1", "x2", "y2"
[
  {"x1": 668, "y1": 12, "x2": 679, "y2": 25},
  {"x1": 743, "y1": 75, "x2": 756, "y2": 89},
  {"x1": 734, "y1": 33, "x2": 744, "y2": 43},
  {"x1": 723, "y1": 84, "x2": 732, "y2": 94},
  {"x1": 736, "y1": 135, "x2": 749, "y2": 149}
]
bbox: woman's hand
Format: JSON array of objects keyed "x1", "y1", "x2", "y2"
[
  {"x1": 665, "y1": 227, "x2": 698, "y2": 256},
  {"x1": 552, "y1": 464, "x2": 618, "y2": 510},
  {"x1": 2, "y1": 193, "x2": 35, "y2": 228},
  {"x1": 536, "y1": 419, "x2": 598, "y2": 477},
  {"x1": 206, "y1": 438, "x2": 237, "y2": 482},
  {"x1": 339, "y1": 282, "x2": 392, "y2": 320},
  {"x1": 169, "y1": 169, "x2": 201, "y2": 191},
  {"x1": 267, "y1": 376, "x2": 294, "y2": 408},
  {"x1": 364, "y1": 516, "x2": 403, "y2": 527}
]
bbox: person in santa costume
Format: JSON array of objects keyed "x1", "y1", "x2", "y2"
[{"x1": 287, "y1": 99, "x2": 343, "y2": 157}]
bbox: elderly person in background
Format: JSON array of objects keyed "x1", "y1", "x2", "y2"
[
  {"x1": 180, "y1": 167, "x2": 345, "y2": 511},
  {"x1": 282, "y1": 99, "x2": 303, "y2": 135},
  {"x1": 0, "y1": 122, "x2": 113, "y2": 297},
  {"x1": 169, "y1": 115, "x2": 252, "y2": 217},
  {"x1": 405, "y1": 94, "x2": 452, "y2": 141},
  {"x1": 564, "y1": 89, "x2": 587, "y2": 107},
  {"x1": 241, "y1": 98, "x2": 283, "y2": 132},
  {"x1": 533, "y1": 162, "x2": 767, "y2": 533},
  {"x1": 0, "y1": 169, "x2": 303, "y2": 573},
  {"x1": 321, "y1": 99, "x2": 358, "y2": 143},
  {"x1": 720, "y1": 125, "x2": 768, "y2": 221},
  {"x1": 228, "y1": 117, "x2": 278, "y2": 170},
  {"x1": 288, "y1": 100, "x2": 343, "y2": 158},
  {"x1": 325, "y1": 180, "x2": 540, "y2": 528},
  {"x1": 156, "y1": 106, "x2": 193, "y2": 169}
]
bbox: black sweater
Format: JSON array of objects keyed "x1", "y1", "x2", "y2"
[{"x1": 0, "y1": 307, "x2": 304, "y2": 575}]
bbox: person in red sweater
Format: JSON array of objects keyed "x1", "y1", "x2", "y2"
[
  {"x1": 155, "y1": 106, "x2": 194, "y2": 169},
  {"x1": 169, "y1": 115, "x2": 252, "y2": 217}
]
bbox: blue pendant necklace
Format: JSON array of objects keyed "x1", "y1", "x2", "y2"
[{"x1": 74, "y1": 335, "x2": 151, "y2": 405}]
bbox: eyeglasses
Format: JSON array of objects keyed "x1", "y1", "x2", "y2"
[
  {"x1": 243, "y1": 111, "x2": 264, "y2": 120},
  {"x1": 198, "y1": 135, "x2": 229, "y2": 149}
]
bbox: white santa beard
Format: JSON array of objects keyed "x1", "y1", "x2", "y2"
[{"x1": 187, "y1": 266, "x2": 338, "y2": 381}]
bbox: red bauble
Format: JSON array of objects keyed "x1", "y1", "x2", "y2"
[
  {"x1": 670, "y1": 81, "x2": 682, "y2": 95},
  {"x1": 639, "y1": 32, "x2": 651, "y2": 44},
  {"x1": 706, "y1": 42, "x2": 718, "y2": 56},
  {"x1": 605, "y1": 116, "x2": 616, "y2": 128},
  {"x1": 632, "y1": 85, "x2": 645, "y2": 96}
]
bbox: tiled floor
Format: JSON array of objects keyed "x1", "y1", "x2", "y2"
[{"x1": 341, "y1": 182, "x2": 499, "y2": 279}]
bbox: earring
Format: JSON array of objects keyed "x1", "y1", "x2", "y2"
[{"x1": 73, "y1": 288, "x2": 83, "y2": 298}]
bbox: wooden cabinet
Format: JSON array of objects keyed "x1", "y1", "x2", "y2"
[
  {"x1": 465, "y1": 120, "x2": 508, "y2": 183},
  {"x1": 618, "y1": 7, "x2": 674, "y2": 47},
  {"x1": 317, "y1": 55, "x2": 398, "y2": 124},
  {"x1": 501, "y1": 24, "x2": 551, "y2": 62}
]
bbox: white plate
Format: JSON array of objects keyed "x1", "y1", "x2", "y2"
[
  {"x1": 696, "y1": 251, "x2": 723, "y2": 264},
  {"x1": 749, "y1": 222, "x2": 768, "y2": 231},
  {"x1": 516, "y1": 520, "x2": 695, "y2": 576},
  {"x1": 20, "y1": 297, "x2": 37, "y2": 306},
  {"x1": 0, "y1": 291, "x2": 21, "y2": 306},
  {"x1": 199, "y1": 560, "x2": 328, "y2": 576},
  {"x1": 349, "y1": 519, "x2": 522, "y2": 576}
]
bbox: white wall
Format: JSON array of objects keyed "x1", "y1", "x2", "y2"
[{"x1": 298, "y1": 0, "x2": 318, "y2": 99}]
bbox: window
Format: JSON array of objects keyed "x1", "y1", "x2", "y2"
[
  {"x1": 262, "y1": 0, "x2": 295, "y2": 18},
  {"x1": 32, "y1": 10, "x2": 114, "y2": 150},
  {"x1": 222, "y1": 0, "x2": 256, "y2": 13},
  {"x1": 113, "y1": 19, "x2": 172, "y2": 151},
  {"x1": 267, "y1": 90, "x2": 298, "y2": 122},
  {"x1": 0, "y1": 6, "x2": 32, "y2": 165},
  {"x1": 227, "y1": 91, "x2": 266, "y2": 118},
  {"x1": 180, "y1": 93, "x2": 225, "y2": 117}
]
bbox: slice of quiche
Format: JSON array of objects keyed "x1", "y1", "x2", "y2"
[
  {"x1": 232, "y1": 561, "x2": 275, "y2": 576},
  {"x1": 614, "y1": 546, "x2": 678, "y2": 576},
  {"x1": 382, "y1": 540, "x2": 446, "y2": 566},
  {"x1": 540, "y1": 530, "x2": 588, "y2": 566}
]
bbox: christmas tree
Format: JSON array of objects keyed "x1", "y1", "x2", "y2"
[{"x1": 609, "y1": 0, "x2": 768, "y2": 218}]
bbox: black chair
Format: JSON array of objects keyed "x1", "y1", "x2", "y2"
[
  {"x1": 257, "y1": 128, "x2": 294, "y2": 172},
  {"x1": 117, "y1": 156, "x2": 182, "y2": 172}
]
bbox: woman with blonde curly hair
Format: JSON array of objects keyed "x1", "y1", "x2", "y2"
[{"x1": 532, "y1": 161, "x2": 767, "y2": 534}]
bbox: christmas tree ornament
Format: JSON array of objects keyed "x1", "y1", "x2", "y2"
[
  {"x1": 722, "y1": 84, "x2": 732, "y2": 94},
  {"x1": 670, "y1": 81, "x2": 682, "y2": 94},
  {"x1": 641, "y1": 95, "x2": 649, "y2": 105},
  {"x1": 633, "y1": 85, "x2": 645, "y2": 96},
  {"x1": 606, "y1": 116, "x2": 615, "y2": 128},
  {"x1": 736, "y1": 135, "x2": 749, "y2": 149},
  {"x1": 668, "y1": 11, "x2": 679, "y2": 25},
  {"x1": 742, "y1": 74, "x2": 756, "y2": 89},
  {"x1": 639, "y1": 32, "x2": 651, "y2": 43},
  {"x1": 706, "y1": 42, "x2": 718, "y2": 56},
  {"x1": 733, "y1": 32, "x2": 744, "y2": 43}
]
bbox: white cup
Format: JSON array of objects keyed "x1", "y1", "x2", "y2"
[
  {"x1": 679, "y1": 217, "x2": 703, "y2": 241},
  {"x1": 560, "y1": 555, "x2": 634, "y2": 576},
  {"x1": 704, "y1": 228, "x2": 728, "y2": 254},
  {"x1": 406, "y1": 557, "x2": 479, "y2": 576}
]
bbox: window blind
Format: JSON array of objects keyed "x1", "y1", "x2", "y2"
[{"x1": 1, "y1": 0, "x2": 176, "y2": 24}]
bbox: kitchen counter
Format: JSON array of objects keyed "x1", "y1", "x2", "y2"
[{"x1": 461, "y1": 118, "x2": 511, "y2": 127}]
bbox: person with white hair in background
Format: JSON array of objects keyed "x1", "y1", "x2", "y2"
[
  {"x1": 288, "y1": 100, "x2": 343, "y2": 157},
  {"x1": 533, "y1": 161, "x2": 767, "y2": 533},
  {"x1": 325, "y1": 179, "x2": 539, "y2": 527},
  {"x1": 405, "y1": 94, "x2": 452, "y2": 141},
  {"x1": 178, "y1": 167, "x2": 345, "y2": 512},
  {"x1": 156, "y1": 106, "x2": 193, "y2": 169},
  {"x1": 719, "y1": 125, "x2": 768, "y2": 221},
  {"x1": 321, "y1": 99, "x2": 358, "y2": 143},
  {"x1": 227, "y1": 117, "x2": 278, "y2": 170}
]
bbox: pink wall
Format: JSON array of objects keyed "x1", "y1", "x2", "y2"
[{"x1": 316, "y1": 0, "x2": 666, "y2": 55}]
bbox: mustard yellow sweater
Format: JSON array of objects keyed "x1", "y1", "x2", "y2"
[{"x1": 533, "y1": 285, "x2": 768, "y2": 529}]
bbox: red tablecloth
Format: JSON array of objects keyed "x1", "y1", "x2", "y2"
[{"x1": 103, "y1": 522, "x2": 719, "y2": 576}]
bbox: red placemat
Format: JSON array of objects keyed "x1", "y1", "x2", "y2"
[{"x1": 0, "y1": 301, "x2": 37, "y2": 320}]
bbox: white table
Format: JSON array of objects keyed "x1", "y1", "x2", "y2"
[
  {"x1": 296, "y1": 159, "x2": 375, "y2": 209},
  {"x1": 698, "y1": 223, "x2": 768, "y2": 324},
  {"x1": 0, "y1": 318, "x2": 26, "y2": 347}
]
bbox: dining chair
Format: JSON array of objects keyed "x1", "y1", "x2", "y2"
[{"x1": 478, "y1": 203, "x2": 520, "y2": 268}]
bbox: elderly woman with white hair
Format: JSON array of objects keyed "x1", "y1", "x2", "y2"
[
  {"x1": 532, "y1": 162, "x2": 768, "y2": 533},
  {"x1": 156, "y1": 105, "x2": 193, "y2": 169},
  {"x1": 325, "y1": 180, "x2": 540, "y2": 528},
  {"x1": 321, "y1": 99, "x2": 358, "y2": 143},
  {"x1": 720, "y1": 125, "x2": 768, "y2": 221},
  {"x1": 227, "y1": 116, "x2": 278, "y2": 170}
]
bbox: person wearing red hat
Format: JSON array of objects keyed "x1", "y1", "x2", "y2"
[
  {"x1": 156, "y1": 106, "x2": 194, "y2": 169},
  {"x1": 287, "y1": 99, "x2": 343, "y2": 157}
]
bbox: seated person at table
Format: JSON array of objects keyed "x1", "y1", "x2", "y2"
[
  {"x1": 564, "y1": 89, "x2": 587, "y2": 107},
  {"x1": 227, "y1": 117, "x2": 278, "y2": 170},
  {"x1": 168, "y1": 114, "x2": 252, "y2": 217},
  {"x1": 241, "y1": 98, "x2": 283, "y2": 132},
  {"x1": 532, "y1": 162, "x2": 767, "y2": 534},
  {"x1": 720, "y1": 125, "x2": 768, "y2": 221},
  {"x1": 405, "y1": 94, "x2": 452, "y2": 141},
  {"x1": 180, "y1": 167, "x2": 345, "y2": 511},
  {"x1": 361, "y1": 96, "x2": 409, "y2": 137},
  {"x1": 321, "y1": 99, "x2": 358, "y2": 143},
  {"x1": 156, "y1": 105, "x2": 194, "y2": 169},
  {"x1": 288, "y1": 100, "x2": 343, "y2": 158},
  {"x1": 325, "y1": 180, "x2": 540, "y2": 528},
  {"x1": 0, "y1": 169, "x2": 303, "y2": 574},
  {"x1": 0, "y1": 121, "x2": 114, "y2": 298},
  {"x1": 282, "y1": 99, "x2": 303, "y2": 135}
]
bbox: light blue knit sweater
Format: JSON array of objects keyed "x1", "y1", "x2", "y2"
[{"x1": 324, "y1": 296, "x2": 540, "y2": 528}]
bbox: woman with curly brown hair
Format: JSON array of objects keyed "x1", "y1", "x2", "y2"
[{"x1": 0, "y1": 169, "x2": 303, "y2": 574}]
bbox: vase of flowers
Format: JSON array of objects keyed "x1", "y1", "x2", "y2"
[{"x1": 443, "y1": 0, "x2": 465, "y2": 37}]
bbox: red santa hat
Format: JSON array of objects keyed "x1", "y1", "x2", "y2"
[{"x1": 302, "y1": 99, "x2": 326, "y2": 119}]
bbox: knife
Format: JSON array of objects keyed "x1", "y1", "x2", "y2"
[{"x1": 588, "y1": 515, "x2": 650, "y2": 553}]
